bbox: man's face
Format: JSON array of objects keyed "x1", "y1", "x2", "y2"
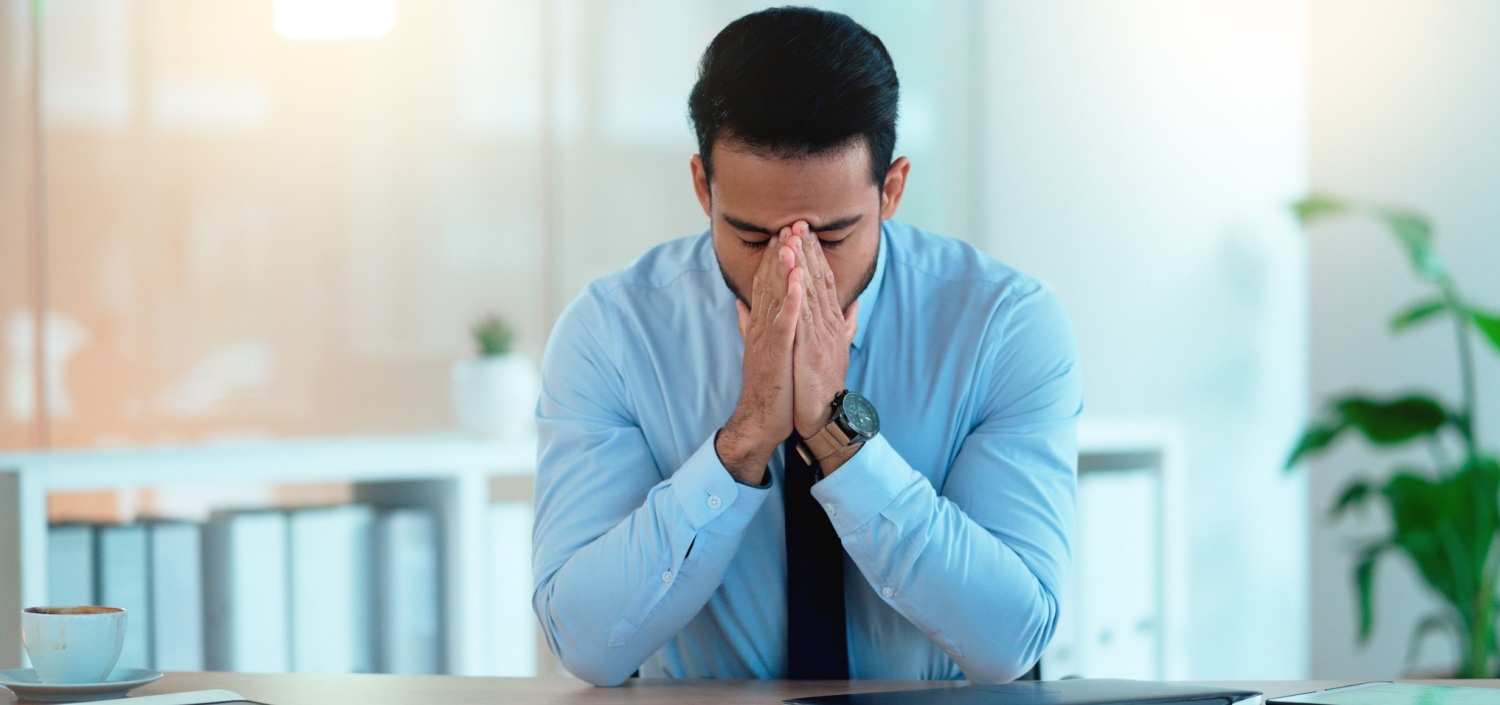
[{"x1": 692, "y1": 140, "x2": 908, "y2": 313}]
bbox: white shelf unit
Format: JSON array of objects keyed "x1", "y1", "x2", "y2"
[
  {"x1": 1044, "y1": 418, "x2": 1189, "y2": 681},
  {"x1": 1, "y1": 421, "x2": 1185, "y2": 679},
  {"x1": 0, "y1": 433, "x2": 536, "y2": 674}
]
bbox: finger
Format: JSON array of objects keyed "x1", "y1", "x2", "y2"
[
  {"x1": 800, "y1": 223, "x2": 834, "y2": 340},
  {"x1": 778, "y1": 265, "x2": 805, "y2": 347},
  {"x1": 772, "y1": 234, "x2": 796, "y2": 299},
  {"x1": 793, "y1": 225, "x2": 820, "y2": 326},
  {"x1": 736, "y1": 299, "x2": 751, "y2": 340},
  {"x1": 802, "y1": 228, "x2": 841, "y2": 326},
  {"x1": 821, "y1": 256, "x2": 839, "y2": 309},
  {"x1": 759, "y1": 233, "x2": 794, "y2": 329},
  {"x1": 751, "y1": 232, "x2": 779, "y2": 312},
  {"x1": 842, "y1": 298, "x2": 860, "y2": 345},
  {"x1": 755, "y1": 232, "x2": 786, "y2": 327}
]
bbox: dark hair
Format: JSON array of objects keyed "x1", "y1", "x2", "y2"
[{"x1": 688, "y1": 6, "x2": 899, "y2": 186}]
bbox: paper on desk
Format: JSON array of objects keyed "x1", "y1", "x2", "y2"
[{"x1": 94, "y1": 688, "x2": 245, "y2": 704}]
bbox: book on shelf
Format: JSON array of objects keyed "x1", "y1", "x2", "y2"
[
  {"x1": 149, "y1": 521, "x2": 206, "y2": 671},
  {"x1": 46, "y1": 524, "x2": 95, "y2": 607},
  {"x1": 203, "y1": 510, "x2": 291, "y2": 672},
  {"x1": 39, "y1": 500, "x2": 455, "y2": 676},
  {"x1": 375, "y1": 507, "x2": 442, "y2": 675},
  {"x1": 289, "y1": 504, "x2": 376, "y2": 674},
  {"x1": 96, "y1": 523, "x2": 152, "y2": 669}
]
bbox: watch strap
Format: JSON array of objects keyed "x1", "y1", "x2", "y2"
[{"x1": 803, "y1": 423, "x2": 851, "y2": 462}]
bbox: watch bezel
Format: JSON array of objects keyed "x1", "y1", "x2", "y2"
[{"x1": 834, "y1": 390, "x2": 879, "y2": 440}]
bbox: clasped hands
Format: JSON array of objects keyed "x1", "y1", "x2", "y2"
[{"x1": 717, "y1": 221, "x2": 860, "y2": 485}]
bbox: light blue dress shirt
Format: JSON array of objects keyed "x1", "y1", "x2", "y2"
[{"x1": 532, "y1": 220, "x2": 1082, "y2": 686}]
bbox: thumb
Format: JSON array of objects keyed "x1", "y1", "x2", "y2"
[
  {"x1": 842, "y1": 299, "x2": 860, "y2": 344},
  {"x1": 736, "y1": 299, "x2": 751, "y2": 340}
]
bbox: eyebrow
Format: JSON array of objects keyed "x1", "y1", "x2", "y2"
[{"x1": 721, "y1": 213, "x2": 864, "y2": 237}]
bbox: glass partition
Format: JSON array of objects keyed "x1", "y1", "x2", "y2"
[{"x1": 4, "y1": 0, "x2": 979, "y2": 449}]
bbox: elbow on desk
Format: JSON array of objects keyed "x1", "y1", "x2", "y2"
[
  {"x1": 556, "y1": 650, "x2": 637, "y2": 687},
  {"x1": 962, "y1": 652, "x2": 1044, "y2": 686},
  {"x1": 958, "y1": 586, "x2": 1061, "y2": 684},
  {"x1": 534, "y1": 620, "x2": 638, "y2": 686},
  {"x1": 532, "y1": 594, "x2": 638, "y2": 686}
]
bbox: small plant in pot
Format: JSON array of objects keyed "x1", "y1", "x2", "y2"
[
  {"x1": 451, "y1": 313, "x2": 540, "y2": 439},
  {"x1": 1287, "y1": 195, "x2": 1500, "y2": 677}
]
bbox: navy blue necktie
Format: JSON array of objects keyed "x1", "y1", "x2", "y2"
[{"x1": 783, "y1": 433, "x2": 850, "y2": 679}]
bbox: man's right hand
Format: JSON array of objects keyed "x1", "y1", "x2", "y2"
[{"x1": 717, "y1": 229, "x2": 803, "y2": 485}]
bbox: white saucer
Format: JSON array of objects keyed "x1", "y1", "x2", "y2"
[{"x1": 0, "y1": 668, "x2": 163, "y2": 703}]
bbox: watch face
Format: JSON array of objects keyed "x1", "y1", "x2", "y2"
[{"x1": 840, "y1": 392, "x2": 880, "y2": 438}]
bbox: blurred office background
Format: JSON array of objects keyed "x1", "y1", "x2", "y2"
[{"x1": 1, "y1": 0, "x2": 1497, "y2": 682}]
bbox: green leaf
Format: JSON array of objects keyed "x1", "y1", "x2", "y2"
[
  {"x1": 1329, "y1": 480, "x2": 1375, "y2": 521},
  {"x1": 1376, "y1": 209, "x2": 1447, "y2": 282},
  {"x1": 471, "y1": 314, "x2": 515, "y2": 356},
  {"x1": 1291, "y1": 194, "x2": 1352, "y2": 225},
  {"x1": 1382, "y1": 461, "x2": 1500, "y2": 614},
  {"x1": 1390, "y1": 298, "x2": 1450, "y2": 333},
  {"x1": 1469, "y1": 309, "x2": 1500, "y2": 355},
  {"x1": 1384, "y1": 523, "x2": 1458, "y2": 609},
  {"x1": 1460, "y1": 457, "x2": 1500, "y2": 550},
  {"x1": 1286, "y1": 422, "x2": 1348, "y2": 469},
  {"x1": 1335, "y1": 395, "x2": 1450, "y2": 445},
  {"x1": 1355, "y1": 542, "x2": 1390, "y2": 642}
]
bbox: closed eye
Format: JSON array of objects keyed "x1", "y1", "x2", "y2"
[
  {"x1": 814, "y1": 226, "x2": 853, "y2": 248},
  {"x1": 740, "y1": 236, "x2": 848, "y2": 251}
]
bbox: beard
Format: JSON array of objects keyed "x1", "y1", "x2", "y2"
[{"x1": 717, "y1": 248, "x2": 878, "y2": 316}]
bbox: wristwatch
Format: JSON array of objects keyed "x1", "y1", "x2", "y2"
[{"x1": 797, "y1": 390, "x2": 880, "y2": 465}]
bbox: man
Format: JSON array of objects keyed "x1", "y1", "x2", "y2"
[{"x1": 532, "y1": 7, "x2": 1081, "y2": 686}]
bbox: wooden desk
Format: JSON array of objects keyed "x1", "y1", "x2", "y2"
[{"x1": 3, "y1": 674, "x2": 1489, "y2": 705}]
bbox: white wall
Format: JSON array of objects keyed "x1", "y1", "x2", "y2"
[
  {"x1": 1308, "y1": 0, "x2": 1500, "y2": 678},
  {"x1": 977, "y1": 1, "x2": 1311, "y2": 679}
]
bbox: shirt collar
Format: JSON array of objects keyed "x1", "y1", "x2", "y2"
[{"x1": 850, "y1": 222, "x2": 888, "y2": 350}]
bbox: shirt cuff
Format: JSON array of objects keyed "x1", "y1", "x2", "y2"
[
  {"x1": 672, "y1": 432, "x2": 773, "y2": 533},
  {"x1": 809, "y1": 434, "x2": 922, "y2": 537}
]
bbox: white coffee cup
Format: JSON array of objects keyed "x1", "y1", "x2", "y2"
[{"x1": 21, "y1": 606, "x2": 127, "y2": 684}]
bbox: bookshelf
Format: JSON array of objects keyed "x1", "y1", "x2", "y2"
[
  {"x1": 1, "y1": 420, "x2": 1184, "y2": 680},
  {"x1": 0, "y1": 433, "x2": 536, "y2": 674}
]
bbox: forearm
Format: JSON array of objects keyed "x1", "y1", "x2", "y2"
[
  {"x1": 533, "y1": 436, "x2": 770, "y2": 685},
  {"x1": 810, "y1": 436, "x2": 1070, "y2": 683},
  {"x1": 714, "y1": 416, "x2": 778, "y2": 486}
]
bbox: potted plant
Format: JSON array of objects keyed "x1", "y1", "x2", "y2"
[
  {"x1": 1287, "y1": 195, "x2": 1500, "y2": 677},
  {"x1": 451, "y1": 313, "x2": 539, "y2": 439}
]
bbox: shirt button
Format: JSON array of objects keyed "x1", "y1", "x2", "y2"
[
  {"x1": 662, "y1": 571, "x2": 674, "y2": 583},
  {"x1": 707, "y1": 495, "x2": 722, "y2": 509},
  {"x1": 881, "y1": 586, "x2": 894, "y2": 599},
  {"x1": 823, "y1": 502, "x2": 837, "y2": 517}
]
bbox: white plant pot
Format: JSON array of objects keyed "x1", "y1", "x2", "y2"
[{"x1": 450, "y1": 353, "x2": 540, "y2": 439}]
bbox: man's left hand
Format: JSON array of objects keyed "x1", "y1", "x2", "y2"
[{"x1": 789, "y1": 220, "x2": 859, "y2": 440}]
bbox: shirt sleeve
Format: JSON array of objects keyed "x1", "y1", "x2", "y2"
[
  {"x1": 530, "y1": 287, "x2": 772, "y2": 687},
  {"x1": 810, "y1": 283, "x2": 1082, "y2": 684}
]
